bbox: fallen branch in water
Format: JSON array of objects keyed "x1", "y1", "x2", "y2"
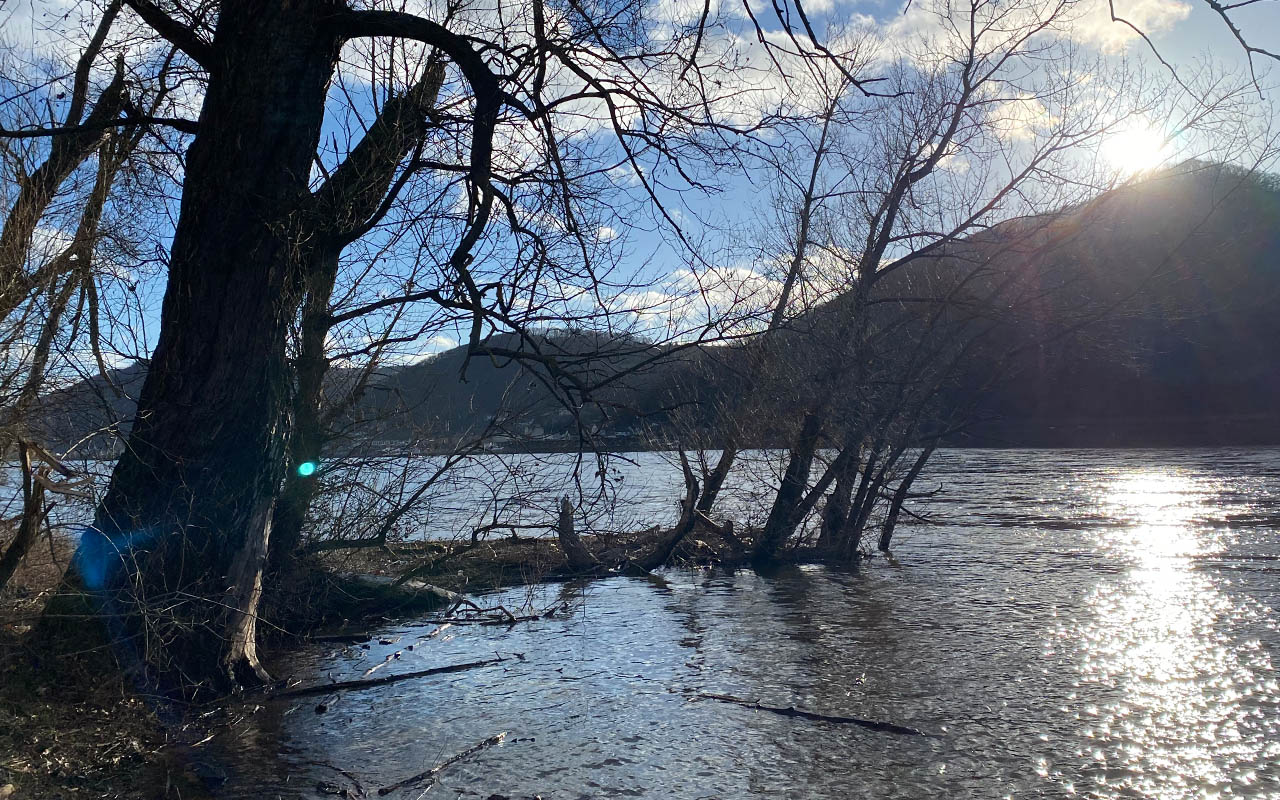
[
  {"x1": 312, "y1": 631, "x2": 373, "y2": 644},
  {"x1": 396, "y1": 580, "x2": 527, "y2": 624},
  {"x1": 691, "y1": 692, "x2": 927, "y2": 736},
  {"x1": 275, "y1": 656, "x2": 511, "y2": 699},
  {"x1": 309, "y1": 760, "x2": 368, "y2": 798},
  {"x1": 377, "y1": 732, "x2": 507, "y2": 796}
]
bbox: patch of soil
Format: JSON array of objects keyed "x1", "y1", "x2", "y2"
[{"x1": 0, "y1": 634, "x2": 214, "y2": 800}]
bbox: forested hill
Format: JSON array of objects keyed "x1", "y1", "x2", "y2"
[
  {"x1": 37, "y1": 162, "x2": 1280, "y2": 451},
  {"x1": 963, "y1": 161, "x2": 1280, "y2": 445}
]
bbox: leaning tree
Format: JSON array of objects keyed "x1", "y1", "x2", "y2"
[{"x1": 4, "y1": 0, "x2": 870, "y2": 690}]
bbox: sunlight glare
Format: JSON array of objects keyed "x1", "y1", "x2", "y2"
[
  {"x1": 1101, "y1": 124, "x2": 1173, "y2": 175},
  {"x1": 1104, "y1": 471, "x2": 1200, "y2": 561}
]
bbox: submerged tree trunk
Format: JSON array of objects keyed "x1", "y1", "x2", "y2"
[
  {"x1": 65, "y1": 3, "x2": 342, "y2": 691},
  {"x1": 826, "y1": 437, "x2": 883, "y2": 563},
  {"x1": 752, "y1": 410, "x2": 824, "y2": 564},
  {"x1": 816, "y1": 450, "x2": 859, "y2": 551},
  {"x1": 816, "y1": 437, "x2": 863, "y2": 554},
  {"x1": 879, "y1": 444, "x2": 936, "y2": 552}
]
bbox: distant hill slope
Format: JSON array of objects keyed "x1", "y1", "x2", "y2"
[
  {"x1": 964, "y1": 161, "x2": 1280, "y2": 444},
  {"x1": 30, "y1": 161, "x2": 1280, "y2": 451}
]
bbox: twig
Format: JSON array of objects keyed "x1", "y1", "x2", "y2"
[
  {"x1": 691, "y1": 692, "x2": 927, "y2": 736},
  {"x1": 377, "y1": 732, "x2": 507, "y2": 796},
  {"x1": 274, "y1": 656, "x2": 509, "y2": 698}
]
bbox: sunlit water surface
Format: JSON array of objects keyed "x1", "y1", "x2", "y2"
[{"x1": 204, "y1": 448, "x2": 1280, "y2": 798}]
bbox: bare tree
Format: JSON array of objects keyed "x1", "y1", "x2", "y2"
[{"x1": 2, "y1": 0, "x2": 872, "y2": 691}]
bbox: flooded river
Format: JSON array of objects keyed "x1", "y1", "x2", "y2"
[{"x1": 211, "y1": 448, "x2": 1280, "y2": 798}]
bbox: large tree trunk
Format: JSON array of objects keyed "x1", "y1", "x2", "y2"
[{"x1": 66, "y1": 1, "x2": 341, "y2": 691}]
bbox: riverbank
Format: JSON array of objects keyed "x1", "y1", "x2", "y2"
[{"x1": 309, "y1": 522, "x2": 739, "y2": 596}]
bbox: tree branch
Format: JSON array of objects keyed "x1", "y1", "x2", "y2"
[
  {"x1": 312, "y1": 55, "x2": 446, "y2": 244},
  {"x1": 122, "y1": 0, "x2": 215, "y2": 69}
]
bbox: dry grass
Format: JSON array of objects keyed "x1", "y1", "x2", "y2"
[{"x1": 0, "y1": 533, "x2": 209, "y2": 799}]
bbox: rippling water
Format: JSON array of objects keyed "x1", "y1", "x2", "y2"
[{"x1": 210, "y1": 448, "x2": 1280, "y2": 799}]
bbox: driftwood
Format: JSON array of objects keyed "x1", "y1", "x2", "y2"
[
  {"x1": 377, "y1": 732, "x2": 507, "y2": 796},
  {"x1": 399, "y1": 579, "x2": 482, "y2": 611},
  {"x1": 275, "y1": 656, "x2": 509, "y2": 699},
  {"x1": 692, "y1": 692, "x2": 927, "y2": 736}
]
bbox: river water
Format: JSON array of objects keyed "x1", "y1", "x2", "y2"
[{"x1": 207, "y1": 448, "x2": 1280, "y2": 798}]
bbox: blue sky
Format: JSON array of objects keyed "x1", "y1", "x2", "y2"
[{"x1": 3, "y1": 0, "x2": 1278, "y2": 369}]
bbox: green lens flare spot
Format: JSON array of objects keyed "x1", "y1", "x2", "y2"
[{"x1": 297, "y1": 461, "x2": 318, "y2": 477}]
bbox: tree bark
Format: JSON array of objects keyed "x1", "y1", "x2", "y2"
[
  {"x1": 0, "y1": 444, "x2": 47, "y2": 591},
  {"x1": 751, "y1": 409, "x2": 824, "y2": 564},
  {"x1": 268, "y1": 252, "x2": 338, "y2": 570},
  {"x1": 66, "y1": 1, "x2": 343, "y2": 691}
]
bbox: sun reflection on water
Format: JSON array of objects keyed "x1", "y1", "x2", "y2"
[{"x1": 1046, "y1": 469, "x2": 1280, "y2": 798}]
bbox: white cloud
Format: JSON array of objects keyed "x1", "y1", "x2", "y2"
[
  {"x1": 601, "y1": 263, "x2": 785, "y2": 339},
  {"x1": 989, "y1": 94, "x2": 1060, "y2": 142},
  {"x1": 1070, "y1": 0, "x2": 1192, "y2": 52},
  {"x1": 0, "y1": 0, "x2": 90, "y2": 65}
]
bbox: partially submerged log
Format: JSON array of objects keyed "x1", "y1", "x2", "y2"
[
  {"x1": 275, "y1": 655, "x2": 510, "y2": 698},
  {"x1": 691, "y1": 692, "x2": 927, "y2": 736},
  {"x1": 377, "y1": 732, "x2": 506, "y2": 796}
]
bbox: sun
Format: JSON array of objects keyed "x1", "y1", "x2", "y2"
[{"x1": 1101, "y1": 123, "x2": 1173, "y2": 175}]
